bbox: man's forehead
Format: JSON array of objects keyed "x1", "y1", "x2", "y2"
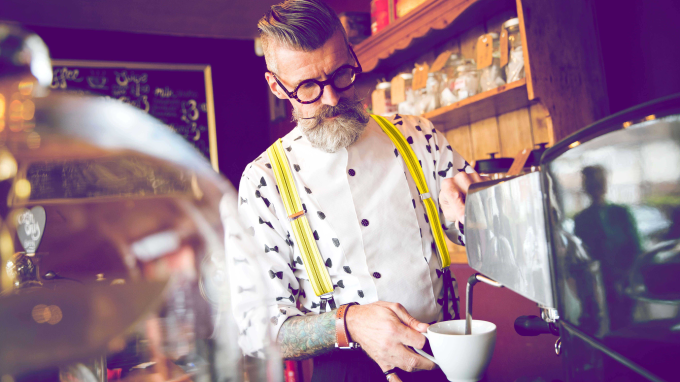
[{"x1": 273, "y1": 31, "x2": 350, "y2": 83}]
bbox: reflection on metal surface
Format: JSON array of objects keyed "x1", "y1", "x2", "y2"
[
  {"x1": 15, "y1": 157, "x2": 193, "y2": 204},
  {"x1": 466, "y1": 171, "x2": 554, "y2": 308},
  {"x1": 546, "y1": 108, "x2": 680, "y2": 381}
]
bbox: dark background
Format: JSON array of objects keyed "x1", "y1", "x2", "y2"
[{"x1": 594, "y1": 0, "x2": 680, "y2": 114}]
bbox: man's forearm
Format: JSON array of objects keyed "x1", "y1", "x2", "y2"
[{"x1": 277, "y1": 311, "x2": 336, "y2": 360}]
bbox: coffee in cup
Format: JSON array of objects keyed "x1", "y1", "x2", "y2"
[{"x1": 414, "y1": 319, "x2": 496, "y2": 382}]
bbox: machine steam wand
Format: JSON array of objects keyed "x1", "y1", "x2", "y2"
[{"x1": 465, "y1": 273, "x2": 503, "y2": 335}]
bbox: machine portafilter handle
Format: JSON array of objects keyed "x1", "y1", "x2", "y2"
[
  {"x1": 514, "y1": 315, "x2": 560, "y2": 336},
  {"x1": 465, "y1": 273, "x2": 503, "y2": 335}
]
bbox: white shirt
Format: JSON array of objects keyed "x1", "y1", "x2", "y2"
[{"x1": 233, "y1": 114, "x2": 468, "y2": 355}]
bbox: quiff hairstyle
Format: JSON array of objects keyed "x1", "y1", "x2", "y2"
[{"x1": 258, "y1": 0, "x2": 348, "y2": 73}]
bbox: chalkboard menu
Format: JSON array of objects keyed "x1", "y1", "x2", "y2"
[{"x1": 50, "y1": 60, "x2": 218, "y2": 171}]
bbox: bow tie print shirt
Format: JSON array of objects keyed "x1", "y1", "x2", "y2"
[{"x1": 230, "y1": 114, "x2": 470, "y2": 356}]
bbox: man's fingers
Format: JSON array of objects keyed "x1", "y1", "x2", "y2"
[
  {"x1": 386, "y1": 373, "x2": 402, "y2": 382},
  {"x1": 389, "y1": 303, "x2": 428, "y2": 332},
  {"x1": 453, "y1": 171, "x2": 474, "y2": 194},
  {"x1": 395, "y1": 345, "x2": 437, "y2": 372}
]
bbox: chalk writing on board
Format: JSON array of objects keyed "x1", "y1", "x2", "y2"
[
  {"x1": 49, "y1": 62, "x2": 215, "y2": 164},
  {"x1": 50, "y1": 67, "x2": 84, "y2": 89}
]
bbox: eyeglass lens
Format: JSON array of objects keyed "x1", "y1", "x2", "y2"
[{"x1": 296, "y1": 67, "x2": 357, "y2": 102}]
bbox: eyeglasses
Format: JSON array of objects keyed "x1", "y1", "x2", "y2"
[{"x1": 271, "y1": 45, "x2": 362, "y2": 104}]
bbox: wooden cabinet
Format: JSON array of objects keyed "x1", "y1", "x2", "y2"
[{"x1": 355, "y1": 0, "x2": 609, "y2": 261}]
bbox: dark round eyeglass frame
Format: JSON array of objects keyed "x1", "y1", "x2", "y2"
[{"x1": 270, "y1": 45, "x2": 363, "y2": 104}]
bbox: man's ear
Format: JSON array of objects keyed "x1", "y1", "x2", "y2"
[{"x1": 265, "y1": 72, "x2": 289, "y2": 100}]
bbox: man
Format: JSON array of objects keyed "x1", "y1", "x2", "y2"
[{"x1": 233, "y1": 1, "x2": 476, "y2": 380}]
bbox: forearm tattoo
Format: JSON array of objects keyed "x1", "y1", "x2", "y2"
[{"x1": 277, "y1": 311, "x2": 336, "y2": 360}]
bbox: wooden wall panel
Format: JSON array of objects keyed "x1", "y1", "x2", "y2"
[
  {"x1": 520, "y1": 0, "x2": 609, "y2": 141},
  {"x1": 497, "y1": 107, "x2": 533, "y2": 157},
  {"x1": 444, "y1": 124, "x2": 473, "y2": 163},
  {"x1": 529, "y1": 103, "x2": 554, "y2": 146},
  {"x1": 485, "y1": 9, "x2": 517, "y2": 34},
  {"x1": 446, "y1": 237, "x2": 468, "y2": 264},
  {"x1": 439, "y1": 37, "x2": 462, "y2": 57},
  {"x1": 470, "y1": 117, "x2": 500, "y2": 160},
  {"x1": 459, "y1": 24, "x2": 486, "y2": 60}
]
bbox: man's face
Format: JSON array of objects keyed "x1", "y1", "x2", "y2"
[{"x1": 265, "y1": 30, "x2": 369, "y2": 153}]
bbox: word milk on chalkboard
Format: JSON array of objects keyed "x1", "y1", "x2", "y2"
[{"x1": 50, "y1": 61, "x2": 218, "y2": 171}]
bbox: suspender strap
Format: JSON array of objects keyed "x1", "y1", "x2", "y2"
[
  {"x1": 370, "y1": 114, "x2": 452, "y2": 269},
  {"x1": 267, "y1": 139, "x2": 334, "y2": 297},
  {"x1": 266, "y1": 114, "x2": 451, "y2": 298}
]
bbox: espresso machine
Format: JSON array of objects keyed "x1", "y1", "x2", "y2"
[{"x1": 465, "y1": 94, "x2": 680, "y2": 381}]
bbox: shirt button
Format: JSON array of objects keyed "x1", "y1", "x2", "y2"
[
  {"x1": 361, "y1": 219, "x2": 369, "y2": 226},
  {"x1": 348, "y1": 169, "x2": 356, "y2": 176},
  {"x1": 373, "y1": 272, "x2": 381, "y2": 279}
]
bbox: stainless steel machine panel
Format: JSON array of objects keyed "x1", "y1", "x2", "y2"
[
  {"x1": 465, "y1": 171, "x2": 555, "y2": 308},
  {"x1": 544, "y1": 112, "x2": 680, "y2": 382}
]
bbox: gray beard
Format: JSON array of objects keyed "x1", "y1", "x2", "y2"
[{"x1": 293, "y1": 97, "x2": 370, "y2": 153}]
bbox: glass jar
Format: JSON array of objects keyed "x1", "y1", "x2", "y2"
[
  {"x1": 417, "y1": 73, "x2": 440, "y2": 114},
  {"x1": 503, "y1": 18, "x2": 525, "y2": 83},
  {"x1": 479, "y1": 32, "x2": 506, "y2": 92},
  {"x1": 440, "y1": 53, "x2": 464, "y2": 107},
  {"x1": 396, "y1": 73, "x2": 417, "y2": 115},
  {"x1": 452, "y1": 59, "x2": 479, "y2": 101},
  {"x1": 375, "y1": 81, "x2": 398, "y2": 116}
]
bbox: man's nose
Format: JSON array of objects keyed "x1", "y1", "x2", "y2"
[{"x1": 320, "y1": 83, "x2": 340, "y2": 107}]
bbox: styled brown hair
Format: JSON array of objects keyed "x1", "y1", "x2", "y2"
[{"x1": 258, "y1": 0, "x2": 347, "y2": 73}]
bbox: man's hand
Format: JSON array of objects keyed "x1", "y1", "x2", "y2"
[
  {"x1": 439, "y1": 172, "x2": 479, "y2": 223},
  {"x1": 346, "y1": 302, "x2": 435, "y2": 381}
]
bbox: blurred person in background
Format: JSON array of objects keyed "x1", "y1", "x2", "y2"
[{"x1": 574, "y1": 165, "x2": 641, "y2": 330}]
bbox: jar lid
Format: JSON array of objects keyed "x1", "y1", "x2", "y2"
[
  {"x1": 503, "y1": 18, "x2": 520, "y2": 29},
  {"x1": 456, "y1": 60, "x2": 476, "y2": 71},
  {"x1": 487, "y1": 32, "x2": 499, "y2": 39},
  {"x1": 399, "y1": 73, "x2": 413, "y2": 80},
  {"x1": 474, "y1": 153, "x2": 514, "y2": 174},
  {"x1": 446, "y1": 53, "x2": 461, "y2": 63},
  {"x1": 376, "y1": 82, "x2": 391, "y2": 90}
]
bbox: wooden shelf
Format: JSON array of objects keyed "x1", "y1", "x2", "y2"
[
  {"x1": 422, "y1": 78, "x2": 533, "y2": 129},
  {"x1": 355, "y1": 0, "x2": 514, "y2": 74}
]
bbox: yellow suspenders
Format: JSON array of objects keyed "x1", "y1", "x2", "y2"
[
  {"x1": 266, "y1": 114, "x2": 451, "y2": 301},
  {"x1": 267, "y1": 141, "x2": 335, "y2": 297}
]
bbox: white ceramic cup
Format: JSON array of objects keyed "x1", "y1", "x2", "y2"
[{"x1": 414, "y1": 319, "x2": 496, "y2": 382}]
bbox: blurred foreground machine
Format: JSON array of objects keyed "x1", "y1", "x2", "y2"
[
  {"x1": 465, "y1": 94, "x2": 680, "y2": 381},
  {"x1": 0, "y1": 25, "x2": 279, "y2": 381}
]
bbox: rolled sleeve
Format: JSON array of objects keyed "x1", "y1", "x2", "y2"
[
  {"x1": 229, "y1": 161, "x2": 305, "y2": 354},
  {"x1": 429, "y1": 119, "x2": 470, "y2": 246}
]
